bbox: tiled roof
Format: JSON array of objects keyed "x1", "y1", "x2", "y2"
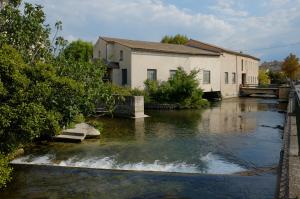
[
  {"x1": 186, "y1": 39, "x2": 260, "y2": 61},
  {"x1": 100, "y1": 37, "x2": 220, "y2": 56}
]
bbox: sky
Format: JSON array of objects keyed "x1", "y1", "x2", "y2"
[{"x1": 26, "y1": 0, "x2": 300, "y2": 62}]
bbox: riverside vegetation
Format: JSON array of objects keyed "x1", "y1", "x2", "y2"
[{"x1": 0, "y1": 1, "x2": 209, "y2": 188}]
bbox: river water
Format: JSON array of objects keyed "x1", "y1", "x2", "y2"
[{"x1": 1, "y1": 98, "x2": 286, "y2": 199}]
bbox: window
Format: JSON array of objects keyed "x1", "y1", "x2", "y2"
[
  {"x1": 170, "y1": 70, "x2": 177, "y2": 78},
  {"x1": 98, "y1": 50, "x2": 101, "y2": 58},
  {"x1": 120, "y1": 50, "x2": 124, "y2": 61},
  {"x1": 241, "y1": 60, "x2": 244, "y2": 71},
  {"x1": 225, "y1": 72, "x2": 229, "y2": 84},
  {"x1": 122, "y1": 69, "x2": 127, "y2": 85},
  {"x1": 203, "y1": 70, "x2": 211, "y2": 84},
  {"x1": 232, "y1": 72, "x2": 236, "y2": 84},
  {"x1": 147, "y1": 69, "x2": 157, "y2": 81}
]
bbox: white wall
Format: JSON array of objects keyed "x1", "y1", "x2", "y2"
[
  {"x1": 220, "y1": 53, "x2": 259, "y2": 98},
  {"x1": 131, "y1": 51, "x2": 220, "y2": 92}
]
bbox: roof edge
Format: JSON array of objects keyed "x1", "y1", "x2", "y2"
[{"x1": 187, "y1": 39, "x2": 260, "y2": 61}]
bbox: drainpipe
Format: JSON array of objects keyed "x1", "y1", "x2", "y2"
[{"x1": 236, "y1": 55, "x2": 238, "y2": 96}]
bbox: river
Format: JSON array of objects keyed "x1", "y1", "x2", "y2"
[{"x1": 1, "y1": 98, "x2": 286, "y2": 199}]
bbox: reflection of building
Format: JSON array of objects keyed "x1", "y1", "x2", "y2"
[
  {"x1": 93, "y1": 37, "x2": 259, "y2": 98},
  {"x1": 198, "y1": 99, "x2": 258, "y2": 134}
]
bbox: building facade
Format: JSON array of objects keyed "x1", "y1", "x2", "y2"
[{"x1": 93, "y1": 37, "x2": 260, "y2": 98}]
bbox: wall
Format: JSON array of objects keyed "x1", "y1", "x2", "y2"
[
  {"x1": 131, "y1": 51, "x2": 221, "y2": 92},
  {"x1": 93, "y1": 38, "x2": 132, "y2": 87},
  {"x1": 220, "y1": 53, "x2": 259, "y2": 98}
]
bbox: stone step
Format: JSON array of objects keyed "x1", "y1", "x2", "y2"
[
  {"x1": 61, "y1": 130, "x2": 86, "y2": 137},
  {"x1": 53, "y1": 134, "x2": 85, "y2": 143},
  {"x1": 53, "y1": 123, "x2": 100, "y2": 143}
]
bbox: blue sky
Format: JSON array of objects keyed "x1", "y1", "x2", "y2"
[{"x1": 26, "y1": 0, "x2": 300, "y2": 61}]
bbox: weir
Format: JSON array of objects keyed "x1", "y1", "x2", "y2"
[
  {"x1": 3, "y1": 98, "x2": 286, "y2": 199},
  {"x1": 240, "y1": 84, "x2": 290, "y2": 99}
]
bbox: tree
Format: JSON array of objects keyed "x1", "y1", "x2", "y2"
[
  {"x1": 268, "y1": 71, "x2": 287, "y2": 84},
  {"x1": 282, "y1": 53, "x2": 300, "y2": 80},
  {"x1": 161, "y1": 34, "x2": 189, "y2": 45},
  {"x1": 62, "y1": 40, "x2": 93, "y2": 62},
  {"x1": 144, "y1": 67, "x2": 209, "y2": 108},
  {"x1": 0, "y1": 0, "x2": 52, "y2": 63},
  {"x1": 0, "y1": 45, "x2": 85, "y2": 153},
  {"x1": 258, "y1": 69, "x2": 270, "y2": 86}
]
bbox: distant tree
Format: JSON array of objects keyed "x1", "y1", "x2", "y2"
[
  {"x1": 282, "y1": 53, "x2": 300, "y2": 80},
  {"x1": 258, "y1": 69, "x2": 270, "y2": 86},
  {"x1": 268, "y1": 71, "x2": 287, "y2": 84},
  {"x1": 161, "y1": 34, "x2": 189, "y2": 45},
  {"x1": 62, "y1": 40, "x2": 93, "y2": 62}
]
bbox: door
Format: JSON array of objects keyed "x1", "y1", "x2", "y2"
[{"x1": 242, "y1": 73, "x2": 246, "y2": 86}]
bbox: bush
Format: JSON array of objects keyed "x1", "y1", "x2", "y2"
[
  {"x1": 0, "y1": 153, "x2": 13, "y2": 189},
  {"x1": 0, "y1": 45, "x2": 86, "y2": 152},
  {"x1": 144, "y1": 67, "x2": 209, "y2": 108}
]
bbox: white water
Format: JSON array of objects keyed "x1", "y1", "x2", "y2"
[
  {"x1": 200, "y1": 152, "x2": 246, "y2": 174},
  {"x1": 12, "y1": 153, "x2": 245, "y2": 174}
]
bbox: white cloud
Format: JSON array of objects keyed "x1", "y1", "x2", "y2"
[
  {"x1": 210, "y1": 0, "x2": 248, "y2": 17},
  {"x1": 26, "y1": 0, "x2": 300, "y2": 60}
]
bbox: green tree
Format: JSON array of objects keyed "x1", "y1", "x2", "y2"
[
  {"x1": 161, "y1": 34, "x2": 189, "y2": 45},
  {"x1": 258, "y1": 69, "x2": 270, "y2": 86},
  {"x1": 0, "y1": 45, "x2": 85, "y2": 153},
  {"x1": 282, "y1": 53, "x2": 300, "y2": 80},
  {"x1": 0, "y1": 0, "x2": 52, "y2": 63},
  {"x1": 144, "y1": 67, "x2": 208, "y2": 108},
  {"x1": 62, "y1": 40, "x2": 93, "y2": 62},
  {"x1": 268, "y1": 71, "x2": 287, "y2": 84}
]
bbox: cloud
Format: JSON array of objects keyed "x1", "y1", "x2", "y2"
[
  {"x1": 26, "y1": 0, "x2": 300, "y2": 61},
  {"x1": 210, "y1": 0, "x2": 248, "y2": 17}
]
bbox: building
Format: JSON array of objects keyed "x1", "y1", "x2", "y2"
[
  {"x1": 93, "y1": 36, "x2": 260, "y2": 98},
  {"x1": 186, "y1": 40, "x2": 260, "y2": 98}
]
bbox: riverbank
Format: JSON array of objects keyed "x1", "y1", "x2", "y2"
[{"x1": 277, "y1": 88, "x2": 300, "y2": 199}]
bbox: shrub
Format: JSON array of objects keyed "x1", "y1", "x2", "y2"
[
  {"x1": 0, "y1": 153, "x2": 13, "y2": 189},
  {"x1": 144, "y1": 67, "x2": 209, "y2": 108}
]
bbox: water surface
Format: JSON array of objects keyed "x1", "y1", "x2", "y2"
[{"x1": 3, "y1": 98, "x2": 286, "y2": 198}]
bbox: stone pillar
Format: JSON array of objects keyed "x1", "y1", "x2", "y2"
[{"x1": 114, "y1": 96, "x2": 147, "y2": 118}]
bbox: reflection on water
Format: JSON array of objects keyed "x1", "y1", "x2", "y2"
[
  {"x1": 4, "y1": 98, "x2": 286, "y2": 198},
  {"x1": 12, "y1": 98, "x2": 286, "y2": 174}
]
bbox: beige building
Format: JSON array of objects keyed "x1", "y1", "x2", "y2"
[
  {"x1": 186, "y1": 40, "x2": 260, "y2": 98},
  {"x1": 93, "y1": 37, "x2": 260, "y2": 98}
]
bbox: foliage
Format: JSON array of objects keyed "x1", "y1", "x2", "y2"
[
  {"x1": 161, "y1": 34, "x2": 189, "y2": 45},
  {"x1": 258, "y1": 69, "x2": 270, "y2": 86},
  {"x1": 268, "y1": 71, "x2": 287, "y2": 84},
  {"x1": 53, "y1": 57, "x2": 107, "y2": 115},
  {"x1": 0, "y1": 0, "x2": 115, "y2": 188},
  {"x1": 86, "y1": 120, "x2": 103, "y2": 132},
  {"x1": 0, "y1": 0, "x2": 52, "y2": 63},
  {"x1": 62, "y1": 40, "x2": 93, "y2": 62},
  {"x1": 0, "y1": 45, "x2": 86, "y2": 152},
  {"x1": 0, "y1": 153, "x2": 12, "y2": 189},
  {"x1": 282, "y1": 53, "x2": 300, "y2": 80},
  {"x1": 144, "y1": 67, "x2": 209, "y2": 108}
]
